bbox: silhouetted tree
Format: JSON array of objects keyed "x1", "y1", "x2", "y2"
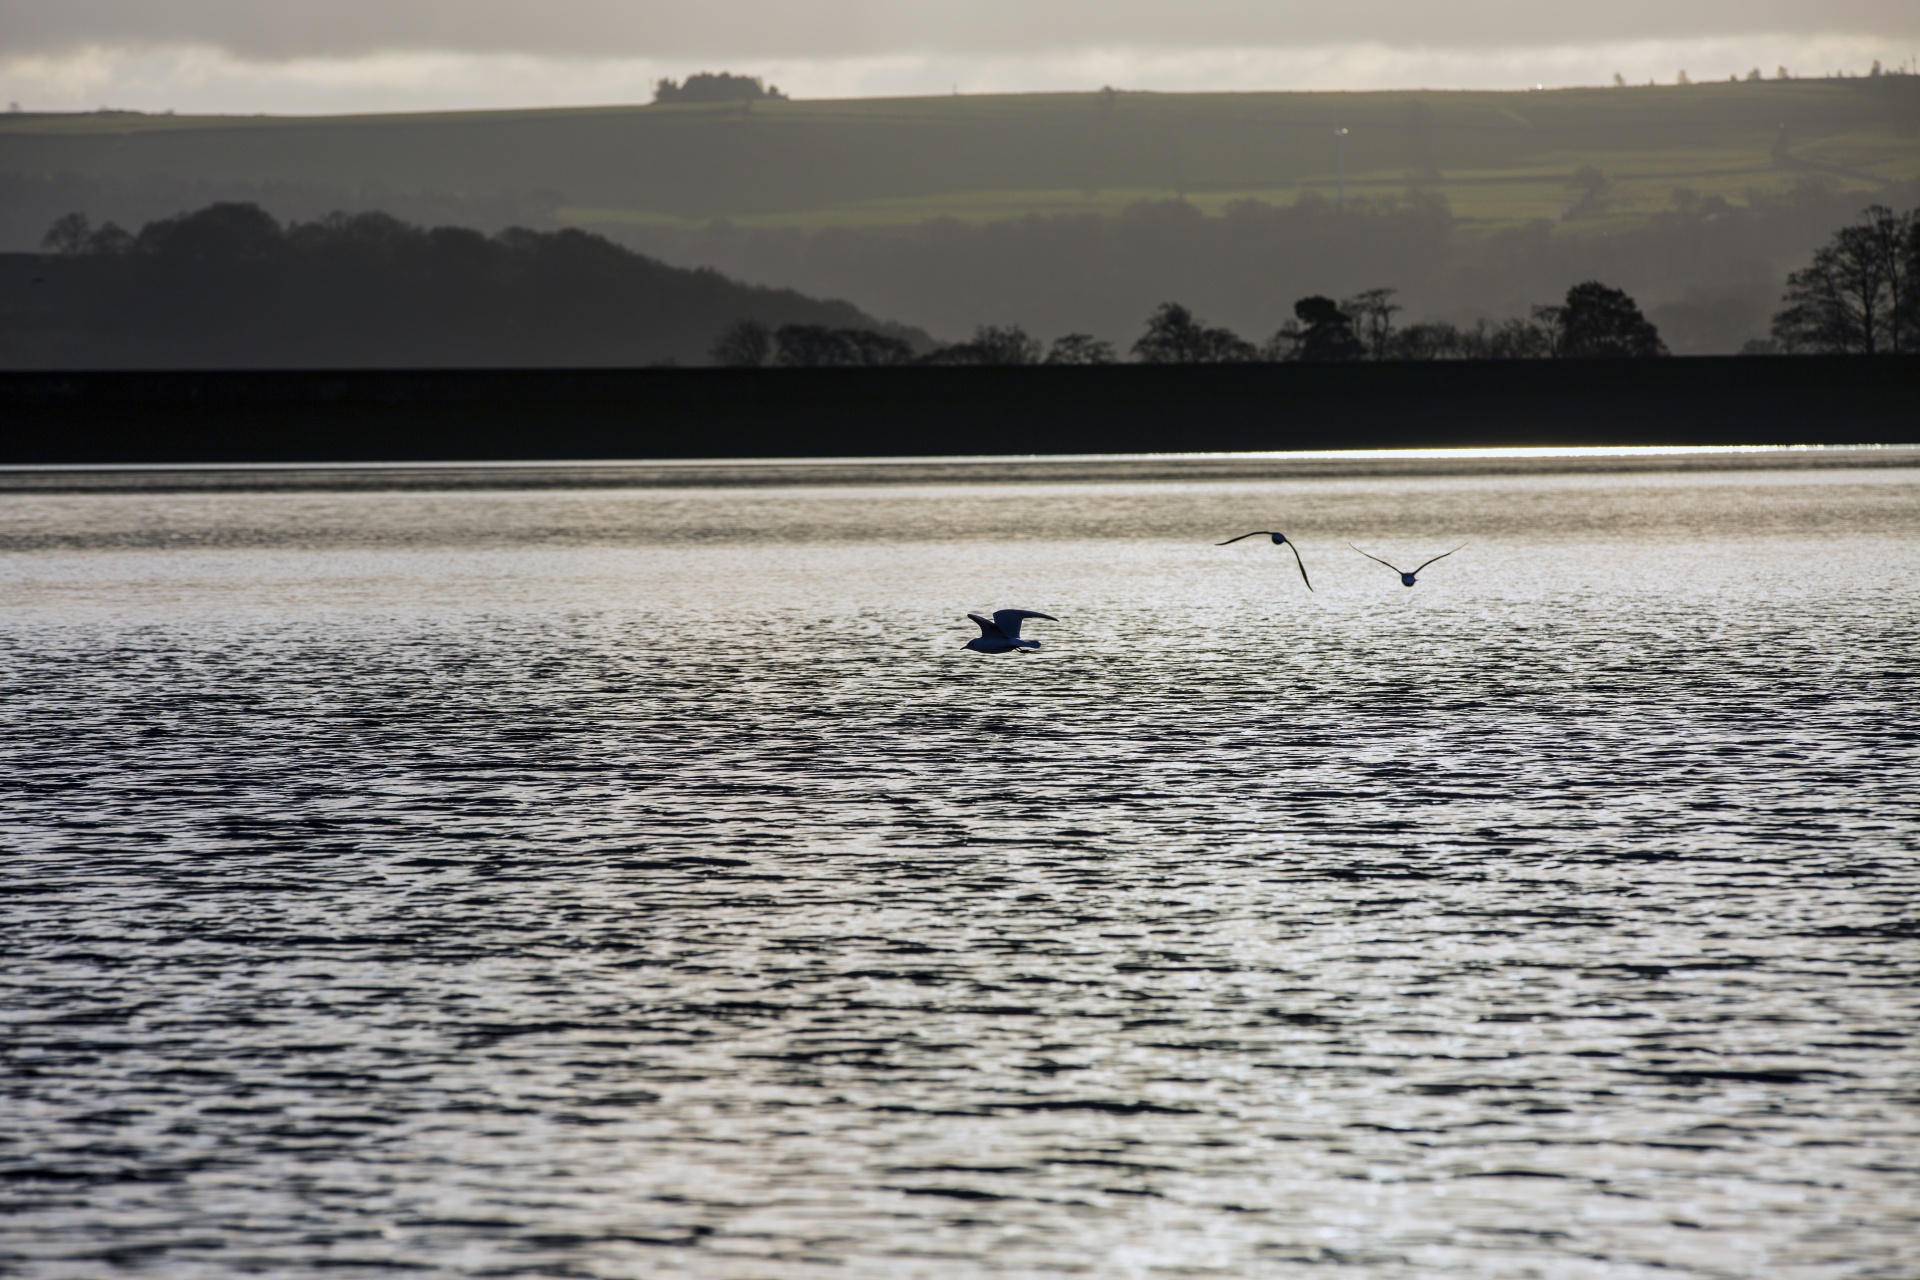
[
  {"x1": 1567, "y1": 166, "x2": 1611, "y2": 216},
  {"x1": 1342, "y1": 287, "x2": 1400, "y2": 358},
  {"x1": 1557, "y1": 281, "x2": 1668, "y2": 357},
  {"x1": 774, "y1": 325, "x2": 852, "y2": 366},
  {"x1": 1771, "y1": 205, "x2": 1917, "y2": 353},
  {"x1": 1529, "y1": 304, "x2": 1569, "y2": 357},
  {"x1": 654, "y1": 73, "x2": 786, "y2": 105},
  {"x1": 843, "y1": 329, "x2": 915, "y2": 365},
  {"x1": 135, "y1": 201, "x2": 289, "y2": 260},
  {"x1": 711, "y1": 318, "x2": 773, "y2": 366},
  {"x1": 1377, "y1": 316, "x2": 1554, "y2": 360},
  {"x1": 86, "y1": 221, "x2": 133, "y2": 254},
  {"x1": 1383, "y1": 321, "x2": 1459, "y2": 360},
  {"x1": 1131, "y1": 302, "x2": 1256, "y2": 363},
  {"x1": 1260, "y1": 322, "x2": 1302, "y2": 361},
  {"x1": 774, "y1": 324, "x2": 912, "y2": 366},
  {"x1": 1044, "y1": 333, "x2": 1116, "y2": 364},
  {"x1": 41, "y1": 211, "x2": 91, "y2": 254},
  {"x1": 925, "y1": 323, "x2": 1042, "y2": 364},
  {"x1": 973, "y1": 324, "x2": 1041, "y2": 364},
  {"x1": 1290, "y1": 296, "x2": 1365, "y2": 361},
  {"x1": 1907, "y1": 212, "x2": 1920, "y2": 346}
]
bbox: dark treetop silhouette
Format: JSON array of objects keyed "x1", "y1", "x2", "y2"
[
  {"x1": 652, "y1": 73, "x2": 786, "y2": 105},
  {"x1": 1768, "y1": 204, "x2": 1919, "y2": 354}
]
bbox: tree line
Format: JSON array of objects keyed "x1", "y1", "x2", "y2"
[
  {"x1": 621, "y1": 177, "x2": 1920, "y2": 357},
  {"x1": 710, "y1": 204, "x2": 1917, "y2": 366},
  {"x1": 711, "y1": 280, "x2": 1669, "y2": 367}
]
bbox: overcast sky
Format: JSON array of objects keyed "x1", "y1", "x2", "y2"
[{"x1": 4, "y1": 0, "x2": 1916, "y2": 114}]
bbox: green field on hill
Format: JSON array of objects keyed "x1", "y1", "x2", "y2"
[{"x1": 4, "y1": 78, "x2": 1916, "y2": 240}]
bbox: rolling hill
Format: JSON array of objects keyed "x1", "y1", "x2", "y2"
[
  {"x1": 4, "y1": 79, "x2": 1917, "y2": 351},
  {"x1": 4, "y1": 79, "x2": 1915, "y2": 236}
]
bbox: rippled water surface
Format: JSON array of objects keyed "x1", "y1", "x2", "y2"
[{"x1": 3, "y1": 452, "x2": 1918, "y2": 1279}]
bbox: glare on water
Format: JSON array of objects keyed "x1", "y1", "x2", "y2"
[{"x1": 1, "y1": 451, "x2": 1917, "y2": 1279}]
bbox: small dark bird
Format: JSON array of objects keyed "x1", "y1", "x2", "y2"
[
  {"x1": 1215, "y1": 531, "x2": 1313, "y2": 591},
  {"x1": 964, "y1": 609, "x2": 1056, "y2": 654},
  {"x1": 1350, "y1": 543, "x2": 1465, "y2": 586}
]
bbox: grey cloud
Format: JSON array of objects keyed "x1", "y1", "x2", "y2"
[{"x1": 5, "y1": 0, "x2": 1916, "y2": 61}]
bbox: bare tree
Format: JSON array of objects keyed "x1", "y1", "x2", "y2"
[
  {"x1": 1341, "y1": 287, "x2": 1401, "y2": 358},
  {"x1": 1385, "y1": 321, "x2": 1476, "y2": 359},
  {"x1": 710, "y1": 318, "x2": 772, "y2": 367},
  {"x1": 775, "y1": 325, "x2": 913, "y2": 366},
  {"x1": 40, "y1": 211, "x2": 91, "y2": 254},
  {"x1": 1526, "y1": 305, "x2": 1568, "y2": 357},
  {"x1": 1772, "y1": 205, "x2": 1917, "y2": 353}
]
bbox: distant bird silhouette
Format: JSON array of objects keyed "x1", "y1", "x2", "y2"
[
  {"x1": 964, "y1": 609, "x2": 1056, "y2": 654},
  {"x1": 1350, "y1": 543, "x2": 1465, "y2": 586},
  {"x1": 1215, "y1": 530, "x2": 1313, "y2": 591}
]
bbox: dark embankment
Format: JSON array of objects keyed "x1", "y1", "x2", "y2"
[{"x1": 2, "y1": 357, "x2": 1914, "y2": 465}]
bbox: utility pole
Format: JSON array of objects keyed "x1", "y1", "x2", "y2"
[{"x1": 1334, "y1": 127, "x2": 1349, "y2": 208}]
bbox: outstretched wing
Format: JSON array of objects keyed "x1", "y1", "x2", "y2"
[
  {"x1": 1348, "y1": 543, "x2": 1406, "y2": 575},
  {"x1": 968, "y1": 612, "x2": 1006, "y2": 639},
  {"x1": 1284, "y1": 541, "x2": 1314, "y2": 592},
  {"x1": 991, "y1": 609, "x2": 1056, "y2": 639},
  {"x1": 1413, "y1": 545, "x2": 1466, "y2": 575},
  {"x1": 1215, "y1": 531, "x2": 1276, "y2": 546}
]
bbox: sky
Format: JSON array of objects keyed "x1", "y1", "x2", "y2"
[{"x1": 3, "y1": 0, "x2": 1916, "y2": 115}]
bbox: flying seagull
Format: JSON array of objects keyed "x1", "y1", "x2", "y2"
[
  {"x1": 1215, "y1": 531, "x2": 1313, "y2": 591},
  {"x1": 964, "y1": 609, "x2": 1056, "y2": 654},
  {"x1": 1349, "y1": 543, "x2": 1465, "y2": 587}
]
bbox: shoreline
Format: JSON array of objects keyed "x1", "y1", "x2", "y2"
[{"x1": 3, "y1": 444, "x2": 1915, "y2": 495}]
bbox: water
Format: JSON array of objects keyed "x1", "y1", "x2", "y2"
[{"x1": 3, "y1": 450, "x2": 1918, "y2": 1279}]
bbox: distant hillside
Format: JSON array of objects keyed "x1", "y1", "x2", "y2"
[
  {"x1": 0, "y1": 204, "x2": 923, "y2": 369},
  {"x1": 3, "y1": 80, "x2": 1915, "y2": 351},
  {"x1": 3, "y1": 80, "x2": 1914, "y2": 239}
]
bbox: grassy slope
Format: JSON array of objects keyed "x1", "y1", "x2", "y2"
[{"x1": 3, "y1": 80, "x2": 1917, "y2": 239}]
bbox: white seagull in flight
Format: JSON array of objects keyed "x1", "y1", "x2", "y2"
[
  {"x1": 964, "y1": 609, "x2": 1057, "y2": 654},
  {"x1": 1350, "y1": 543, "x2": 1465, "y2": 586},
  {"x1": 1215, "y1": 530, "x2": 1313, "y2": 591}
]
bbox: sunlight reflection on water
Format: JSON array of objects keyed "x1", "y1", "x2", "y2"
[{"x1": 1, "y1": 452, "x2": 1917, "y2": 1278}]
